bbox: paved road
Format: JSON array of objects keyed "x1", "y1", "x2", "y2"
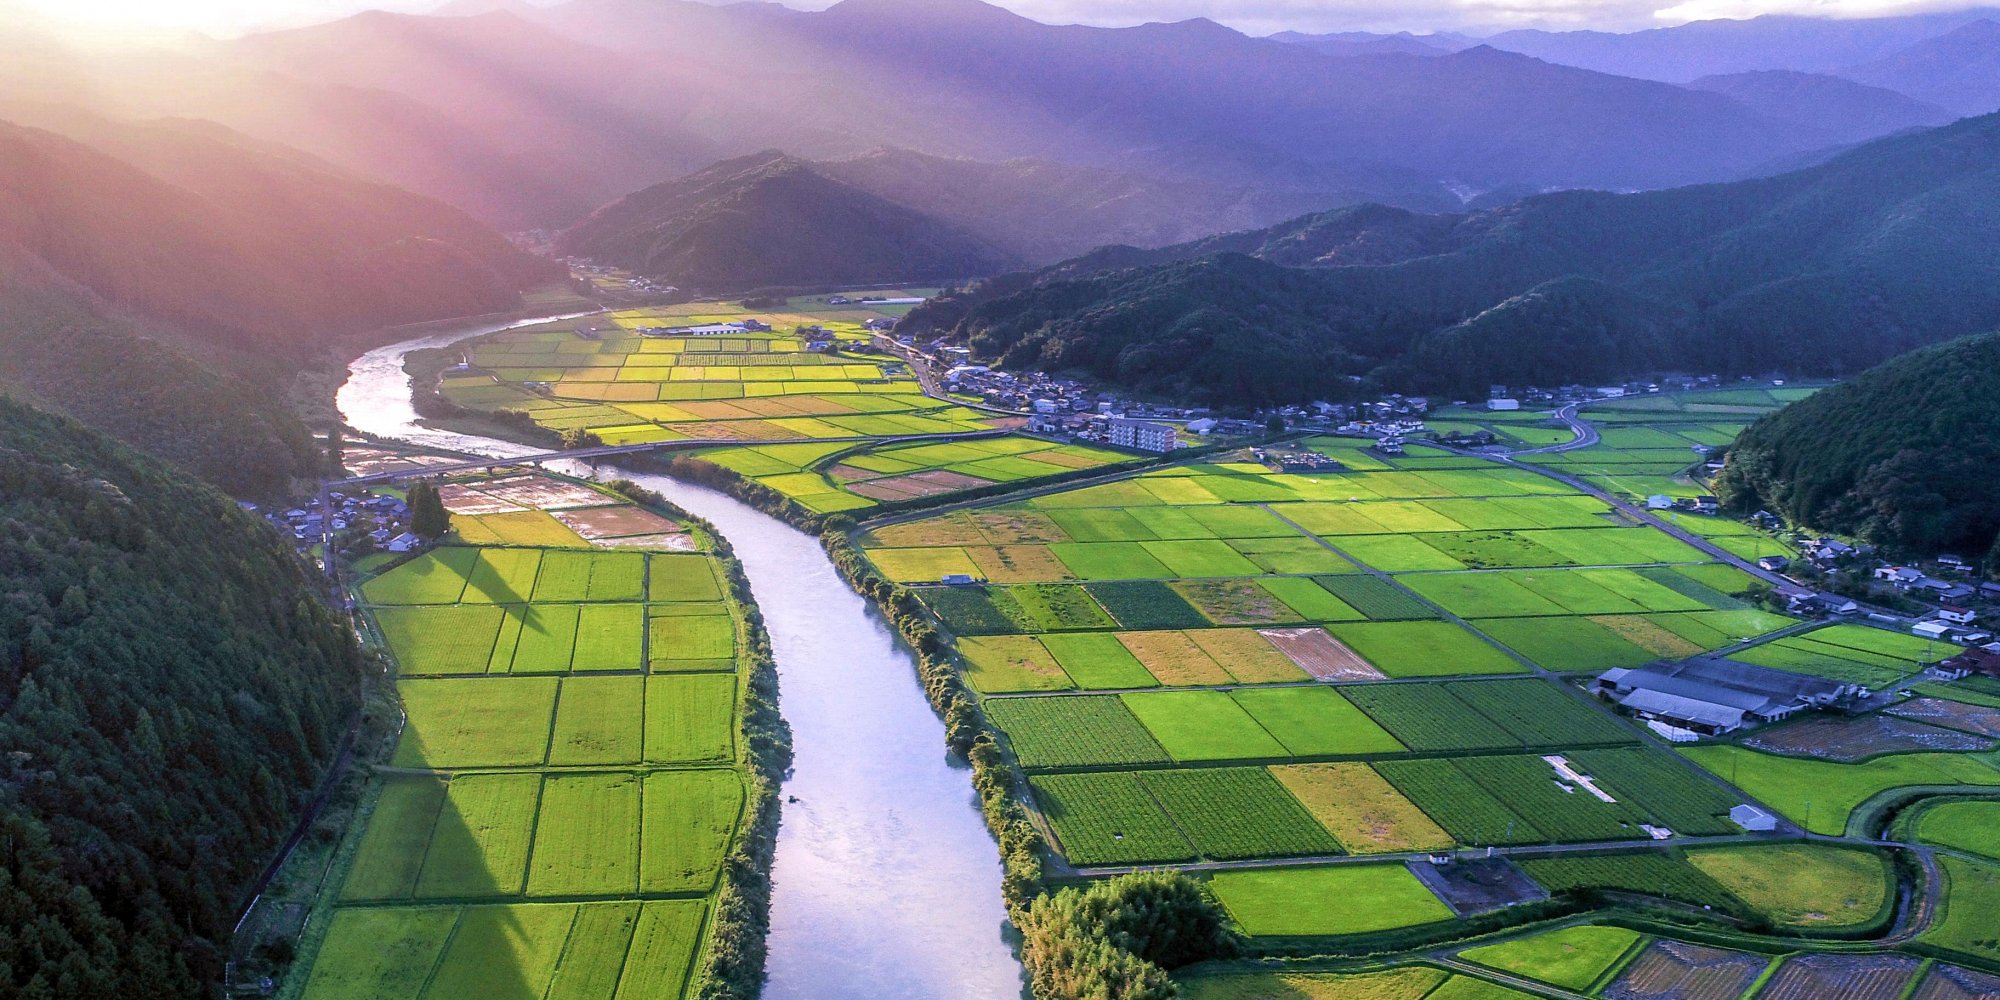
[{"x1": 1508, "y1": 403, "x2": 1599, "y2": 456}]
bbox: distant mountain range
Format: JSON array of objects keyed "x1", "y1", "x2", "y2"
[
  {"x1": 2, "y1": 0, "x2": 1982, "y2": 233},
  {"x1": 903, "y1": 112, "x2": 2000, "y2": 404}
]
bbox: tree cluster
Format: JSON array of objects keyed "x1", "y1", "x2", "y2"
[
  {"x1": 0, "y1": 398, "x2": 364, "y2": 997},
  {"x1": 1017, "y1": 873, "x2": 1237, "y2": 1000}
]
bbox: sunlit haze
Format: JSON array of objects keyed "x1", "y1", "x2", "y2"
[{"x1": 12, "y1": 0, "x2": 1995, "y2": 35}]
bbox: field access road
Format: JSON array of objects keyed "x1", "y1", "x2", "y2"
[{"x1": 1507, "y1": 403, "x2": 1598, "y2": 456}]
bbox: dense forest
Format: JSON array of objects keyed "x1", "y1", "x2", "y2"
[
  {"x1": 0, "y1": 399, "x2": 364, "y2": 996},
  {"x1": 559, "y1": 152, "x2": 1017, "y2": 293},
  {"x1": 904, "y1": 110, "x2": 2000, "y2": 404},
  {"x1": 1717, "y1": 332, "x2": 2000, "y2": 571}
]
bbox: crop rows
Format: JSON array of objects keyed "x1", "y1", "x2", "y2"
[{"x1": 987, "y1": 695, "x2": 1170, "y2": 768}]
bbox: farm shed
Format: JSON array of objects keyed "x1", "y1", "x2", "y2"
[{"x1": 1594, "y1": 657, "x2": 1863, "y2": 735}]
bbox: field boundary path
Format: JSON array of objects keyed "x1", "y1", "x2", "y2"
[{"x1": 1430, "y1": 954, "x2": 1598, "y2": 1000}]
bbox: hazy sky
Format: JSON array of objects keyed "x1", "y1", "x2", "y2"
[{"x1": 11, "y1": 0, "x2": 1989, "y2": 36}]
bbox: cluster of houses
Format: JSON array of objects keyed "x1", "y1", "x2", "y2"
[
  {"x1": 255, "y1": 490, "x2": 419, "y2": 556},
  {"x1": 636, "y1": 319, "x2": 772, "y2": 337}
]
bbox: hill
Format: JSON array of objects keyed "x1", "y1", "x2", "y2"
[
  {"x1": 1686, "y1": 70, "x2": 1950, "y2": 144},
  {"x1": 558, "y1": 151, "x2": 1018, "y2": 291},
  {"x1": 1717, "y1": 332, "x2": 2000, "y2": 570},
  {"x1": 909, "y1": 112, "x2": 2000, "y2": 404},
  {"x1": 0, "y1": 397, "x2": 363, "y2": 995}
]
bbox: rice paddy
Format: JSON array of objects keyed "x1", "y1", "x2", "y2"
[{"x1": 300, "y1": 472, "x2": 754, "y2": 999}]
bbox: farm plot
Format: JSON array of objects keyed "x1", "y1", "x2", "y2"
[
  {"x1": 1449, "y1": 754, "x2": 1652, "y2": 842},
  {"x1": 526, "y1": 772, "x2": 642, "y2": 896},
  {"x1": 1085, "y1": 581, "x2": 1211, "y2": 629},
  {"x1": 1122, "y1": 691, "x2": 1291, "y2": 762},
  {"x1": 1029, "y1": 771, "x2": 1193, "y2": 865},
  {"x1": 1913, "y1": 963, "x2": 2000, "y2": 1000},
  {"x1": 639, "y1": 770, "x2": 743, "y2": 893},
  {"x1": 362, "y1": 547, "x2": 478, "y2": 605},
  {"x1": 1757, "y1": 954, "x2": 1923, "y2": 1000},
  {"x1": 648, "y1": 554, "x2": 722, "y2": 602},
  {"x1": 1177, "y1": 968, "x2": 1450, "y2": 1000},
  {"x1": 411, "y1": 773, "x2": 542, "y2": 898},
  {"x1": 1522, "y1": 854, "x2": 1744, "y2": 911},
  {"x1": 1565, "y1": 748, "x2": 1742, "y2": 836},
  {"x1": 1459, "y1": 925, "x2": 1643, "y2": 992},
  {"x1": 530, "y1": 551, "x2": 645, "y2": 602},
  {"x1": 460, "y1": 548, "x2": 544, "y2": 604},
  {"x1": 1230, "y1": 687, "x2": 1403, "y2": 756},
  {"x1": 1341, "y1": 685, "x2": 1521, "y2": 752},
  {"x1": 1269, "y1": 763, "x2": 1452, "y2": 854},
  {"x1": 391, "y1": 677, "x2": 558, "y2": 769},
  {"x1": 549, "y1": 676, "x2": 645, "y2": 765},
  {"x1": 1314, "y1": 575, "x2": 1437, "y2": 620},
  {"x1": 552, "y1": 504, "x2": 683, "y2": 541},
  {"x1": 1681, "y1": 746, "x2": 2000, "y2": 835},
  {"x1": 1257, "y1": 627, "x2": 1385, "y2": 681},
  {"x1": 1207, "y1": 865, "x2": 1453, "y2": 937},
  {"x1": 1443, "y1": 679, "x2": 1637, "y2": 746},
  {"x1": 1008, "y1": 584, "x2": 1118, "y2": 631},
  {"x1": 1914, "y1": 800, "x2": 2000, "y2": 860},
  {"x1": 1471, "y1": 616, "x2": 1661, "y2": 671},
  {"x1": 1115, "y1": 630, "x2": 1234, "y2": 686},
  {"x1": 375, "y1": 605, "x2": 504, "y2": 675},
  {"x1": 340, "y1": 776, "x2": 448, "y2": 901},
  {"x1": 1139, "y1": 767, "x2": 1343, "y2": 859},
  {"x1": 1598, "y1": 940, "x2": 1769, "y2": 1000},
  {"x1": 1324, "y1": 621, "x2": 1527, "y2": 678},
  {"x1": 1172, "y1": 579, "x2": 1304, "y2": 625},
  {"x1": 1188, "y1": 628, "x2": 1309, "y2": 683},
  {"x1": 958, "y1": 635, "x2": 1073, "y2": 693},
  {"x1": 648, "y1": 612, "x2": 735, "y2": 666},
  {"x1": 644, "y1": 675, "x2": 736, "y2": 763},
  {"x1": 1226, "y1": 535, "x2": 1355, "y2": 574},
  {"x1": 452, "y1": 510, "x2": 590, "y2": 548},
  {"x1": 1743, "y1": 714, "x2": 1992, "y2": 761},
  {"x1": 1036, "y1": 632, "x2": 1158, "y2": 690},
  {"x1": 300, "y1": 907, "x2": 458, "y2": 999},
  {"x1": 1732, "y1": 638, "x2": 1922, "y2": 688},
  {"x1": 1888, "y1": 698, "x2": 2000, "y2": 738},
  {"x1": 1685, "y1": 844, "x2": 1891, "y2": 929},
  {"x1": 918, "y1": 585, "x2": 1025, "y2": 635},
  {"x1": 418, "y1": 903, "x2": 575, "y2": 998},
  {"x1": 1925, "y1": 856, "x2": 2000, "y2": 967},
  {"x1": 987, "y1": 695, "x2": 1170, "y2": 768},
  {"x1": 1374, "y1": 759, "x2": 1537, "y2": 846}
]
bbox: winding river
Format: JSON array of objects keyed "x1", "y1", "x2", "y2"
[{"x1": 337, "y1": 319, "x2": 1027, "y2": 1000}]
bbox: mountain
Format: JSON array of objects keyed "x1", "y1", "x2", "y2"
[
  {"x1": 1717, "y1": 332, "x2": 2000, "y2": 569},
  {"x1": 1838, "y1": 20, "x2": 2000, "y2": 116},
  {"x1": 8, "y1": 0, "x2": 1954, "y2": 229},
  {"x1": 1686, "y1": 71, "x2": 1951, "y2": 144},
  {"x1": 1266, "y1": 30, "x2": 1454, "y2": 58},
  {"x1": 1481, "y1": 9, "x2": 2000, "y2": 82},
  {"x1": 0, "y1": 397, "x2": 363, "y2": 994},
  {"x1": 557, "y1": 151, "x2": 1018, "y2": 292},
  {"x1": 0, "y1": 113, "x2": 553, "y2": 355},
  {"x1": 0, "y1": 110, "x2": 555, "y2": 493},
  {"x1": 907, "y1": 112, "x2": 2000, "y2": 403}
]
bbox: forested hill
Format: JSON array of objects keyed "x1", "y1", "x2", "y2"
[
  {"x1": 1717, "y1": 332, "x2": 2000, "y2": 571},
  {"x1": 558, "y1": 151, "x2": 1018, "y2": 292},
  {"x1": 0, "y1": 398, "x2": 364, "y2": 996},
  {"x1": 904, "y1": 111, "x2": 2000, "y2": 403},
  {"x1": 0, "y1": 113, "x2": 557, "y2": 356}
]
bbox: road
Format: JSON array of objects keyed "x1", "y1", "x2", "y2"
[{"x1": 1508, "y1": 403, "x2": 1598, "y2": 455}]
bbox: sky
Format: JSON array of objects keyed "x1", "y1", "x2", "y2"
[{"x1": 7, "y1": 0, "x2": 1989, "y2": 36}]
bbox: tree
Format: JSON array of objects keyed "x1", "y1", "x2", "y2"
[
  {"x1": 1264, "y1": 414, "x2": 1286, "y2": 434},
  {"x1": 408, "y1": 481, "x2": 451, "y2": 539},
  {"x1": 1018, "y1": 872, "x2": 1236, "y2": 1000}
]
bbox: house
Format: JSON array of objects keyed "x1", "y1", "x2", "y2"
[
  {"x1": 1646, "y1": 495, "x2": 1675, "y2": 510},
  {"x1": 1939, "y1": 554, "x2": 1970, "y2": 572},
  {"x1": 1939, "y1": 645, "x2": 2000, "y2": 678},
  {"x1": 1939, "y1": 605, "x2": 1979, "y2": 625},
  {"x1": 1981, "y1": 582, "x2": 2000, "y2": 600},
  {"x1": 1730, "y1": 804, "x2": 1779, "y2": 833},
  {"x1": 1757, "y1": 556, "x2": 1790, "y2": 572},
  {"x1": 1593, "y1": 656, "x2": 1864, "y2": 735},
  {"x1": 385, "y1": 532, "x2": 422, "y2": 553},
  {"x1": 1107, "y1": 417, "x2": 1177, "y2": 453},
  {"x1": 1818, "y1": 594, "x2": 1860, "y2": 616},
  {"x1": 1374, "y1": 437, "x2": 1406, "y2": 456},
  {"x1": 1876, "y1": 566, "x2": 1923, "y2": 587},
  {"x1": 1913, "y1": 621, "x2": 1954, "y2": 640},
  {"x1": 940, "y1": 573, "x2": 977, "y2": 586},
  {"x1": 1026, "y1": 413, "x2": 1063, "y2": 434}
]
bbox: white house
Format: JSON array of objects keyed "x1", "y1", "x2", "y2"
[
  {"x1": 1940, "y1": 605, "x2": 1979, "y2": 625},
  {"x1": 1646, "y1": 494, "x2": 1675, "y2": 510},
  {"x1": 385, "y1": 532, "x2": 422, "y2": 553},
  {"x1": 1486, "y1": 398, "x2": 1521, "y2": 411},
  {"x1": 1913, "y1": 620, "x2": 1954, "y2": 640}
]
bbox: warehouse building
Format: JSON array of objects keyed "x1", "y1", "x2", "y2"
[{"x1": 1593, "y1": 656, "x2": 1865, "y2": 736}]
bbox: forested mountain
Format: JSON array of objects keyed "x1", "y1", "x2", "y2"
[
  {"x1": 1685, "y1": 71, "x2": 1950, "y2": 143},
  {"x1": 1837, "y1": 20, "x2": 2000, "y2": 116},
  {"x1": 558, "y1": 152, "x2": 1017, "y2": 291},
  {"x1": 1717, "y1": 333, "x2": 2000, "y2": 570},
  {"x1": 0, "y1": 398, "x2": 364, "y2": 995},
  {"x1": 0, "y1": 110, "x2": 554, "y2": 493},
  {"x1": 0, "y1": 113, "x2": 553, "y2": 355},
  {"x1": 1478, "y1": 8, "x2": 2000, "y2": 81},
  {"x1": 4, "y1": 0, "x2": 1966, "y2": 230},
  {"x1": 906, "y1": 112, "x2": 2000, "y2": 404}
]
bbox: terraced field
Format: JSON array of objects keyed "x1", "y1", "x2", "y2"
[{"x1": 295, "y1": 473, "x2": 755, "y2": 1000}]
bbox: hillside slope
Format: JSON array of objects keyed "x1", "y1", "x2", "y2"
[
  {"x1": 0, "y1": 114, "x2": 554, "y2": 356},
  {"x1": 558, "y1": 151, "x2": 1018, "y2": 290},
  {"x1": 909, "y1": 112, "x2": 2000, "y2": 403},
  {"x1": 1717, "y1": 332, "x2": 2000, "y2": 568},
  {"x1": 0, "y1": 398, "x2": 363, "y2": 995}
]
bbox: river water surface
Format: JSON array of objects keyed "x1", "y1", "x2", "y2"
[{"x1": 337, "y1": 321, "x2": 1026, "y2": 1000}]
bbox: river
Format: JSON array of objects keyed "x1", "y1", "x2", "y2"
[{"x1": 337, "y1": 319, "x2": 1027, "y2": 1000}]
